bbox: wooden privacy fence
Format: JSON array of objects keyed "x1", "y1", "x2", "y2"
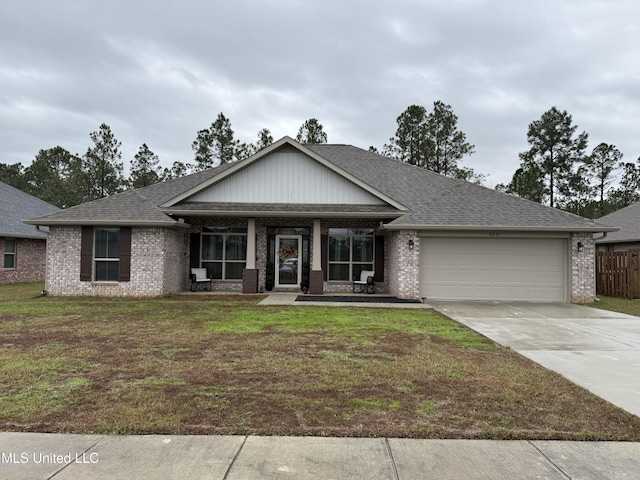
[{"x1": 596, "y1": 250, "x2": 640, "y2": 299}]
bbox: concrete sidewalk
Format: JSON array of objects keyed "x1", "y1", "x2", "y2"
[{"x1": 2, "y1": 433, "x2": 640, "y2": 479}]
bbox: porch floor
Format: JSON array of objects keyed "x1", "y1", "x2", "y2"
[
  {"x1": 179, "y1": 290, "x2": 431, "y2": 308},
  {"x1": 263, "y1": 293, "x2": 431, "y2": 308}
]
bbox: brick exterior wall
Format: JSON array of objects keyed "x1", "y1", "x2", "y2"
[
  {"x1": 387, "y1": 230, "x2": 420, "y2": 300},
  {"x1": 43, "y1": 221, "x2": 598, "y2": 303},
  {"x1": 570, "y1": 232, "x2": 596, "y2": 303},
  {"x1": 161, "y1": 227, "x2": 189, "y2": 293},
  {"x1": 0, "y1": 237, "x2": 47, "y2": 284},
  {"x1": 45, "y1": 226, "x2": 188, "y2": 296},
  {"x1": 35, "y1": 217, "x2": 391, "y2": 296}
]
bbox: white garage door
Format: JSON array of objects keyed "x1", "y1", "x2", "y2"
[{"x1": 420, "y1": 237, "x2": 567, "y2": 302}]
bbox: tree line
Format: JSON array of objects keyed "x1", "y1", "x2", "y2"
[
  {"x1": 0, "y1": 117, "x2": 329, "y2": 209},
  {"x1": 495, "y1": 107, "x2": 640, "y2": 218},
  {"x1": 1, "y1": 104, "x2": 639, "y2": 218}
]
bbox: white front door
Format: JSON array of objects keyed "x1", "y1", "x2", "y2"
[{"x1": 275, "y1": 235, "x2": 302, "y2": 288}]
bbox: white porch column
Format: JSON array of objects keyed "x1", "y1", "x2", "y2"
[
  {"x1": 312, "y1": 219, "x2": 321, "y2": 270},
  {"x1": 246, "y1": 218, "x2": 256, "y2": 269}
]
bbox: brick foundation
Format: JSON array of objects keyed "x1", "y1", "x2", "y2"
[
  {"x1": 309, "y1": 270, "x2": 324, "y2": 295},
  {"x1": 242, "y1": 268, "x2": 259, "y2": 293}
]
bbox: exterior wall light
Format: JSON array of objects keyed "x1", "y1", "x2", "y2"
[
  {"x1": 577, "y1": 241, "x2": 584, "y2": 252},
  {"x1": 408, "y1": 239, "x2": 414, "y2": 251}
]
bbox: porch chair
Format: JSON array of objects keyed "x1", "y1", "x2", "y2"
[
  {"x1": 190, "y1": 268, "x2": 212, "y2": 292},
  {"x1": 353, "y1": 270, "x2": 375, "y2": 294}
]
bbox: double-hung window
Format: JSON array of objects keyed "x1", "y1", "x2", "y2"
[
  {"x1": 80, "y1": 226, "x2": 130, "y2": 282},
  {"x1": 94, "y1": 228, "x2": 120, "y2": 281},
  {"x1": 327, "y1": 228, "x2": 374, "y2": 281},
  {"x1": 3, "y1": 238, "x2": 16, "y2": 269},
  {"x1": 201, "y1": 227, "x2": 247, "y2": 280}
]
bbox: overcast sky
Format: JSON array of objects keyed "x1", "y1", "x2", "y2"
[{"x1": 1, "y1": 0, "x2": 638, "y2": 187}]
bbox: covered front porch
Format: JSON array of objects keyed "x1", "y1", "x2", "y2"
[{"x1": 184, "y1": 216, "x2": 389, "y2": 296}]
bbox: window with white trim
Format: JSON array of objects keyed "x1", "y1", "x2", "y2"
[
  {"x1": 3, "y1": 238, "x2": 16, "y2": 269},
  {"x1": 94, "y1": 228, "x2": 120, "y2": 281},
  {"x1": 201, "y1": 227, "x2": 247, "y2": 280},
  {"x1": 328, "y1": 228, "x2": 374, "y2": 281}
]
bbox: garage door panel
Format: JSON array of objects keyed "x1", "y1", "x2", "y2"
[{"x1": 420, "y1": 237, "x2": 567, "y2": 302}]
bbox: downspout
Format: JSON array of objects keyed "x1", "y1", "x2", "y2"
[
  {"x1": 593, "y1": 232, "x2": 608, "y2": 241},
  {"x1": 593, "y1": 232, "x2": 608, "y2": 252},
  {"x1": 591, "y1": 232, "x2": 609, "y2": 302},
  {"x1": 35, "y1": 225, "x2": 48, "y2": 295}
]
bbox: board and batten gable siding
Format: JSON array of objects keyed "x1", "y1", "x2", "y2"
[{"x1": 187, "y1": 147, "x2": 386, "y2": 205}]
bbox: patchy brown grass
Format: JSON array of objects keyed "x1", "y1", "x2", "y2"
[{"x1": 1, "y1": 282, "x2": 640, "y2": 440}]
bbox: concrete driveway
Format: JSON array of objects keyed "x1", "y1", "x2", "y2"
[{"x1": 429, "y1": 301, "x2": 640, "y2": 418}]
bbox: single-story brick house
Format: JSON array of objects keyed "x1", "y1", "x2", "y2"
[
  {"x1": 26, "y1": 137, "x2": 615, "y2": 302},
  {"x1": 595, "y1": 201, "x2": 640, "y2": 252},
  {"x1": 1, "y1": 181, "x2": 59, "y2": 284}
]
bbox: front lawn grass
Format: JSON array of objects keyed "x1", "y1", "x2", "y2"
[
  {"x1": 589, "y1": 296, "x2": 640, "y2": 317},
  {"x1": 2, "y1": 282, "x2": 640, "y2": 440}
]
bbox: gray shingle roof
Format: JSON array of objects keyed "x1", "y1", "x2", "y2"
[
  {"x1": 0, "y1": 181, "x2": 59, "y2": 238},
  {"x1": 25, "y1": 139, "x2": 615, "y2": 232},
  {"x1": 305, "y1": 144, "x2": 611, "y2": 231},
  {"x1": 595, "y1": 202, "x2": 640, "y2": 243},
  {"x1": 25, "y1": 168, "x2": 222, "y2": 226}
]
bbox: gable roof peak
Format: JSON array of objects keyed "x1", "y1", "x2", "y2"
[{"x1": 160, "y1": 137, "x2": 407, "y2": 210}]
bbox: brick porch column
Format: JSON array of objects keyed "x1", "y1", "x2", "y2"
[
  {"x1": 243, "y1": 218, "x2": 259, "y2": 293},
  {"x1": 309, "y1": 219, "x2": 324, "y2": 294}
]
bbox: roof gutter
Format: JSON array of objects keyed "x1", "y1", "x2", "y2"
[
  {"x1": 22, "y1": 220, "x2": 191, "y2": 229},
  {"x1": 379, "y1": 224, "x2": 620, "y2": 233},
  {"x1": 0, "y1": 231, "x2": 49, "y2": 240},
  {"x1": 594, "y1": 235, "x2": 640, "y2": 244}
]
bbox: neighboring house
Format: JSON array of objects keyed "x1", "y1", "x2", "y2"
[
  {"x1": 26, "y1": 137, "x2": 615, "y2": 302},
  {"x1": 595, "y1": 201, "x2": 640, "y2": 252},
  {"x1": 0, "y1": 181, "x2": 59, "y2": 284}
]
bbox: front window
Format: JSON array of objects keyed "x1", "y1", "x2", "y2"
[
  {"x1": 94, "y1": 228, "x2": 120, "y2": 281},
  {"x1": 3, "y1": 238, "x2": 16, "y2": 269},
  {"x1": 328, "y1": 228, "x2": 374, "y2": 281},
  {"x1": 201, "y1": 227, "x2": 247, "y2": 280}
]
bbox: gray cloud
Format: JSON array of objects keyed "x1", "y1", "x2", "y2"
[{"x1": 1, "y1": 0, "x2": 639, "y2": 187}]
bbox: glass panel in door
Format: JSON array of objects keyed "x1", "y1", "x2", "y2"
[{"x1": 276, "y1": 235, "x2": 301, "y2": 287}]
